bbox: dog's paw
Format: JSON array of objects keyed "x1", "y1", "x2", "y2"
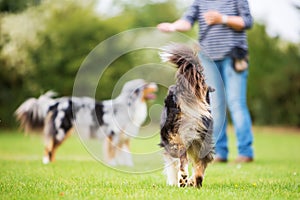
[
  {"x1": 42, "y1": 156, "x2": 50, "y2": 164},
  {"x1": 106, "y1": 159, "x2": 117, "y2": 166},
  {"x1": 195, "y1": 176, "x2": 203, "y2": 188},
  {"x1": 178, "y1": 172, "x2": 188, "y2": 188},
  {"x1": 186, "y1": 176, "x2": 203, "y2": 188},
  {"x1": 187, "y1": 176, "x2": 195, "y2": 187}
]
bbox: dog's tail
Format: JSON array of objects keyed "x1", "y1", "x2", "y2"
[
  {"x1": 160, "y1": 43, "x2": 209, "y2": 104},
  {"x1": 15, "y1": 91, "x2": 57, "y2": 133},
  {"x1": 159, "y1": 43, "x2": 201, "y2": 69}
]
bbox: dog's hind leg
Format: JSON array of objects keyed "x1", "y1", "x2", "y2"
[
  {"x1": 43, "y1": 130, "x2": 72, "y2": 164},
  {"x1": 177, "y1": 153, "x2": 189, "y2": 188},
  {"x1": 49, "y1": 128, "x2": 73, "y2": 163},
  {"x1": 195, "y1": 160, "x2": 208, "y2": 188},
  {"x1": 49, "y1": 142, "x2": 60, "y2": 163},
  {"x1": 104, "y1": 136, "x2": 117, "y2": 166},
  {"x1": 163, "y1": 153, "x2": 179, "y2": 186},
  {"x1": 43, "y1": 136, "x2": 53, "y2": 164},
  {"x1": 43, "y1": 112, "x2": 55, "y2": 164},
  {"x1": 189, "y1": 159, "x2": 208, "y2": 188},
  {"x1": 42, "y1": 111, "x2": 73, "y2": 164}
]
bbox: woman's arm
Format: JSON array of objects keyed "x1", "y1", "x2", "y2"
[
  {"x1": 157, "y1": 19, "x2": 192, "y2": 32},
  {"x1": 203, "y1": 10, "x2": 246, "y2": 31}
]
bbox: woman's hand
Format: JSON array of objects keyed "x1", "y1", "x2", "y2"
[
  {"x1": 157, "y1": 22, "x2": 176, "y2": 32},
  {"x1": 203, "y1": 10, "x2": 223, "y2": 25},
  {"x1": 203, "y1": 10, "x2": 246, "y2": 30},
  {"x1": 157, "y1": 20, "x2": 192, "y2": 32}
]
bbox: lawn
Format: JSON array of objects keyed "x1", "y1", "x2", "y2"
[{"x1": 0, "y1": 126, "x2": 299, "y2": 200}]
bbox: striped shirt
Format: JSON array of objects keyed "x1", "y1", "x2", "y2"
[{"x1": 182, "y1": 0, "x2": 253, "y2": 60}]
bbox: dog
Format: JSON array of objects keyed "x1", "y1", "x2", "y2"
[
  {"x1": 159, "y1": 43, "x2": 214, "y2": 188},
  {"x1": 15, "y1": 79, "x2": 157, "y2": 165}
]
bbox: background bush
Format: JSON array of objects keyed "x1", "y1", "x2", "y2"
[{"x1": 0, "y1": 0, "x2": 299, "y2": 128}]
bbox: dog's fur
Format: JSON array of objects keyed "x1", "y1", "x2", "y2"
[
  {"x1": 15, "y1": 79, "x2": 157, "y2": 165},
  {"x1": 159, "y1": 44, "x2": 214, "y2": 188}
]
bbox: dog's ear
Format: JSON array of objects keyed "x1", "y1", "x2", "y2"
[
  {"x1": 206, "y1": 86, "x2": 215, "y2": 104},
  {"x1": 128, "y1": 87, "x2": 142, "y2": 106},
  {"x1": 208, "y1": 86, "x2": 215, "y2": 92}
]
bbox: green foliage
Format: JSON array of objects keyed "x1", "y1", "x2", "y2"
[
  {"x1": 0, "y1": 0, "x2": 40, "y2": 13},
  {"x1": 248, "y1": 24, "x2": 300, "y2": 126},
  {"x1": 29, "y1": 3, "x2": 104, "y2": 95}
]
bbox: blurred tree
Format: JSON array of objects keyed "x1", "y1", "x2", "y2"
[
  {"x1": 28, "y1": 2, "x2": 104, "y2": 95},
  {"x1": 0, "y1": 0, "x2": 41, "y2": 13},
  {"x1": 248, "y1": 24, "x2": 300, "y2": 126}
]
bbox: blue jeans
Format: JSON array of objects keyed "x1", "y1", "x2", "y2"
[
  {"x1": 200, "y1": 53, "x2": 254, "y2": 159},
  {"x1": 213, "y1": 57, "x2": 254, "y2": 159}
]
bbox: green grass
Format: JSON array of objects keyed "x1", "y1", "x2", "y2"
[{"x1": 0, "y1": 127, "x2": 300, "y2": 200}]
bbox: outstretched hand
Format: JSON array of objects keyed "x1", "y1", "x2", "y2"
[
  {"x1": 157, "y1": 22, "x2": 176, "y2": 32},
  {"x1": 157, "y1": 20, "x2": 192, "y2": 32}
]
